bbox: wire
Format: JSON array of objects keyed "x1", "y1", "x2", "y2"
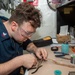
[{"x1": 47, "y1": 0, "x2": 56, "y2": 11}]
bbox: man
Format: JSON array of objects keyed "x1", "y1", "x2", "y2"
[{"x1": 0, "y1": 2, "x2": 48, "y2": 75}]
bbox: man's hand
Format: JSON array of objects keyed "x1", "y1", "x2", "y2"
[
  {"x1": 20, "y1": 54, "x2": 37, "y2": 68},
  {"x1": 26, "y1": 43, "x2": 48, "y2": 60},
  {"x1": 35, "y1": 48, "x2": 48, "y2": 60}
]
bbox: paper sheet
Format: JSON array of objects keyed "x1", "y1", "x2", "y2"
[{"x1": 59, "y1": 25, "x2": 68, "y2": 35}]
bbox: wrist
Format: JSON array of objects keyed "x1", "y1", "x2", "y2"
[
  {"x1": 15, "y1": 56, "x2": 24, "y2": 67},
  {"x1": 27, "y1": 43, "x2": 38, "y2": 53}
]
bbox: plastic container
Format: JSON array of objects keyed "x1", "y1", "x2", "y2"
[{"x1": 61, "y1": 43, "x2": 69, "y2": 54}]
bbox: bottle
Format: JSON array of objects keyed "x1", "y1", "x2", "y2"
[{"x1": 61, "y1": 41, "x2": 69, "y2": 54}]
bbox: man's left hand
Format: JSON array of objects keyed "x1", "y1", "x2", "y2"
[{"x1": 35, "y1": 48, "x2": 48, "y2": 60}]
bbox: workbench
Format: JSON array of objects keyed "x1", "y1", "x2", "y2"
[{"x1": 24, "y1": 43, "x2": 75, "y2": 75}]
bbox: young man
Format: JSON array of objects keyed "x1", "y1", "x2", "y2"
[{"x1": 0, "y1": 2, "x2": 48, "y2": 75}]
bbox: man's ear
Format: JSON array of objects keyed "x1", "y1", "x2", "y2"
[{"x1": 11, "y1": 21, "x2": 18, "y2": 31}]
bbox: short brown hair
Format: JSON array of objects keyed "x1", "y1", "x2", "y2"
[{"x1": 9, "y1": 2, "x2": 42, "y2": 28}]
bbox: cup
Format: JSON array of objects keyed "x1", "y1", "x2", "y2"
[{"x1": 61, "y1": 44, "x2": 69, "y2": 54}]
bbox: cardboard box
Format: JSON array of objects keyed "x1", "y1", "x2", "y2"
[{"x1": 56, "y1": 34, "x2": 71, "y2": 43}]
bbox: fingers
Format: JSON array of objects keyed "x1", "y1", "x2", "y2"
[
  {"x1": 33, "y1": 56, "x2": 37, "y2": 66},
  {"x1": 35, "y1": 48, "x2": 48, "y2": 60},
  {"x1": 21, "y1": 54, "x2": 38, "y2": 69},
  {"x1": 40, "y1": 48, "x2": 48, "y2": 60},
  {"x1": 29, "y1": 54, "x2": 38, "y2": 68},
  {"x1": 42, "y1": 49, "x2": 48, "y2": 60}
]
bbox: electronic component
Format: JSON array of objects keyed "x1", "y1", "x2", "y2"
[{"x1": 51, "y1": 46, "x2": 58, "y2": 51}]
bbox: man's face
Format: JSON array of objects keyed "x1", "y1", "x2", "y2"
[{"x1": 12, "y1": 21, "x2": 36, "y2": 43}]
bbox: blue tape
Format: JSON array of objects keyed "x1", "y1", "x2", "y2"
[{"x1": 54, "y1": 70, "x2": 62, "y2": 75}]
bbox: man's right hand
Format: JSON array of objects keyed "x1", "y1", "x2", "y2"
[{"x1": 19, "y1": 54, "x2": 37, "y2": 68}]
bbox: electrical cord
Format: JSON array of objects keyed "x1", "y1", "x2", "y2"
[{"x1": 47, "y1": 0, "x2": 56, "y2": 11}]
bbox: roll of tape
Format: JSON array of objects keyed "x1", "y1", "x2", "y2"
[
  {"x1": 51, "y1": 46, "x2": 58, "y2": 51},
  {"x1": 54, "y1": 70, "x2": 62, "y2": 75}
]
